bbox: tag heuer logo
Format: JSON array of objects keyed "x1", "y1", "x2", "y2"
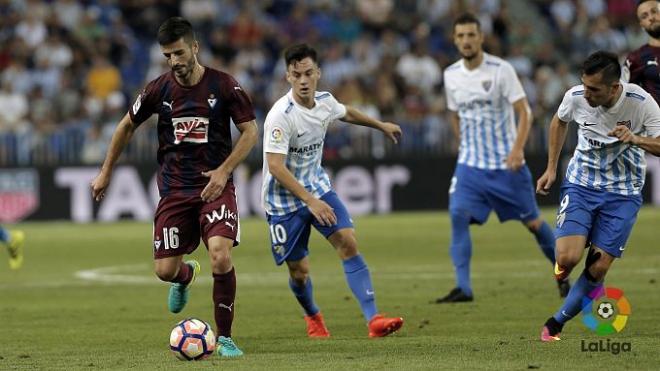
[{"x1": 0, "y1": 169, "x2": 39, "y2": 222}]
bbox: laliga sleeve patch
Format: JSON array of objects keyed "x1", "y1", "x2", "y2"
[
  {"x1": 270, "y1": 127, "x2": 284, "y2": 144},
  {"x1": 132, "y1": 93, "x2": 143, "y2": 115}
]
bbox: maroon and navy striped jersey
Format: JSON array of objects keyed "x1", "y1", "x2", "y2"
[
  {"x1": 128, "y1": 67, "x2": 256, "y2": 196},
  {"x1": 624, "y1": 44, "x2": 660, "y2": 104}
]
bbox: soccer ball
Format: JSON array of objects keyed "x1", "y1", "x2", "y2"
[
  {"x1": 169, "y1": 318, "x2": 216, "y2": 361},
  {"x1": 597, "y1": 302, "x2": 615, "y2": 319}
]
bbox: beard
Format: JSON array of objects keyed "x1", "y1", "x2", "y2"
[
  {"x1": 461, "y1": 50, "x2": 478, "y2": 61},
  {"x1": 646, "y1": 25, "x2": 660, "y2": 39},
  {"x1": 173, "y1": 58, "x2": 195, "y2": 78}
]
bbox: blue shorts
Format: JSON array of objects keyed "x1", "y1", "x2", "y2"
[
  {"x1": 554, "y1": 182, "x2": 642, "y2": 258},
  {"x1": 266, "y1": 191, "x2": 354, "y2": 265},
  {"x1": 449, "y1": 164, "x2": 540, "y2": 224}
]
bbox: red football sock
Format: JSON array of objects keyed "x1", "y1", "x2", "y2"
[
  {"x1": 171, "y1": 262, "x2": 192, "y2": 284},
  {"x1": 213, "y1": 267, "x2": 236, "y2": 337}
]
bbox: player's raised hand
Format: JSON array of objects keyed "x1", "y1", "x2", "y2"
[
  {"x1": 505, "y1": 149, "x2": 525, "y2": 171},
  {"x1": 536, "y1": 169, "x2": 556, "y2": 196},
  {"x1": 306, "y1": 198, "x2": 337, "y2": 226},
  {"x1": 90, "y1": 171, "x2": 111, "y2": 202},
  {"x1": 381, "y1": 122, "x2": 402, "y2": 144},
  {"x1": 200, "y1": 168, "x2": 229, "y2": 202},
  {"x1": 608, "y1": 125, "x2": 638, "y2": 144}
]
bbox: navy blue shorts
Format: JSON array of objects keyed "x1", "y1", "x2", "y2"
[
  {"x1": 266, "y1": 191, "x2": 354, "y2": 265},
  {"x1": 554, "y1": 182, "x2": 642, "y2": 258},
  {"x1": 449, "y1": 164, "x2": 540, "y2": 224}
]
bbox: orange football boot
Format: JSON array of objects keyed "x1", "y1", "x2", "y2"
[
  {"x1": 304, "y1": 312, "x2": 330, "y2": 338},
  {"x1": 368, "y1": 314, "x2": 404, "y2": 338}
]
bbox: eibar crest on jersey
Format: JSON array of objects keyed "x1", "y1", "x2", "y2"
[{"x1": 126, "y1": 67, "x2": 257, "y2": 198}]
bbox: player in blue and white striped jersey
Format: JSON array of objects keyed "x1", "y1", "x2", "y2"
[
  {"x1": 537, "y1": 51, "x2": 660, "y2": 342},
  {"x1": 436, "y1": 13, "x2": 563, "y2": 304},
  {"x1": 262, "y1": 44, "x2": 404, "y2": 338}
]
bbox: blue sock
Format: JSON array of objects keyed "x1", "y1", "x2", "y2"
[
  {"x1": 0, "y1": 227, "x2": 8, "y2": 243},
  {"x1": 532, "y1": 221, "x2": 556, "y2": 264},
  {"x1": 342, "y1": 254, "x2": 378, "y2": 321},
  {"x1": 553, "y1": 271, "x2": 602, "y2": 324},
  {"x1": 450, "y1": 211, "x2": 473, "y2": 296},
  {"x1": 289, "y1": 277, "x2": 319, "y2": 316}
]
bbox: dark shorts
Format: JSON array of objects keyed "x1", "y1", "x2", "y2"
[
  {"x1": 449, "y1": 164, "x2": 540, "y2": 224},
  {"x1": 266, "y1": 191, "x2": 354, "y2": 265},
  {"x1": 153, "y1": 182, "x2": 240, "y2": 259}
]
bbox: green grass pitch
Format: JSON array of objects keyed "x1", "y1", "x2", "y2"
[{"x1": 1, "y1": 208, "x2": 659, "y2": 370}]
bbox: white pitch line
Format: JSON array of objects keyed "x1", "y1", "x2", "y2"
[
  {"x1": 73, "y1": 264, "x2": 285, "y2": 286},
  {"x1": 0, "y1": 263, "x2": 656, "y2": 290},
  {"x1": 72, "y1": 263, "x2": 659, "y2": 286},
  {"x1": 74, "y1": 263, "x2": 155, "y2": 284}
]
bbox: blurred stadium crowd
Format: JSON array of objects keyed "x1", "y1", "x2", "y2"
[{"x1": 0, "y1": 0, "x2": 644, "y2": 166}]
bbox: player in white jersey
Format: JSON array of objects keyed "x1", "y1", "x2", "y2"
[
  {"x1": 537, "y1": 51, "x2": 660, "y2": 342},
  {"x1": 261, "y1": 44, "x2": 404, "y2": 338},
  {"x1": 436, "y1": 13, "x2": 565, "y2": 304}
]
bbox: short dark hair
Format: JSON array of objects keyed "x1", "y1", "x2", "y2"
[
  {"x1": 157, "y1": 17, "x2": 195, "y2": 45},
  {"x1": 638, "y1": 0, "x2": 657, "y2": 7},
  {"x1": 582, "y1": 51, "x2": 621, "y2": 84},
  {"x1": 453, "y1": 13, "x2": 481, "y2": 32},
  {"x1": 284, "y1": 43, "x2": 318, "y2": 67}
]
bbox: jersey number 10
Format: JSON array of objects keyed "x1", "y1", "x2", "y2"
[{"x1": 269, "y1": 224, "x2": 287, "y2": 244}]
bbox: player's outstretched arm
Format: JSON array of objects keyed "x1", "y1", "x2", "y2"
[
  {"x1": 266, "y1": 152, "x2": 336, "y2": 226},
  {"x1": 200, "y1": 120, "x2": 258, "y2": 202},
  {"x1": 608, "y1": 126, "x2": 660, "y2": 156},
  {"x1": 536, "y1": 114, "x2": 569, "y2": 195},
  {"x1": 342, "y1": 105, "x2": 402, "y2": 144},
  {"x1": 507, "y1": 98, "x2": 533, "y2": 171},
  {"x1": 91, "y1": 113, "x2": 137, "y2": 201}
]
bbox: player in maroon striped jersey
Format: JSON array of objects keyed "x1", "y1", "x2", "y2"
[
  {"x1": 624, "y1": 0, "x2": 660, "y2": 103},
  {"x1": 91, "y1": 17, "x2": 257, "y2": 358}
]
